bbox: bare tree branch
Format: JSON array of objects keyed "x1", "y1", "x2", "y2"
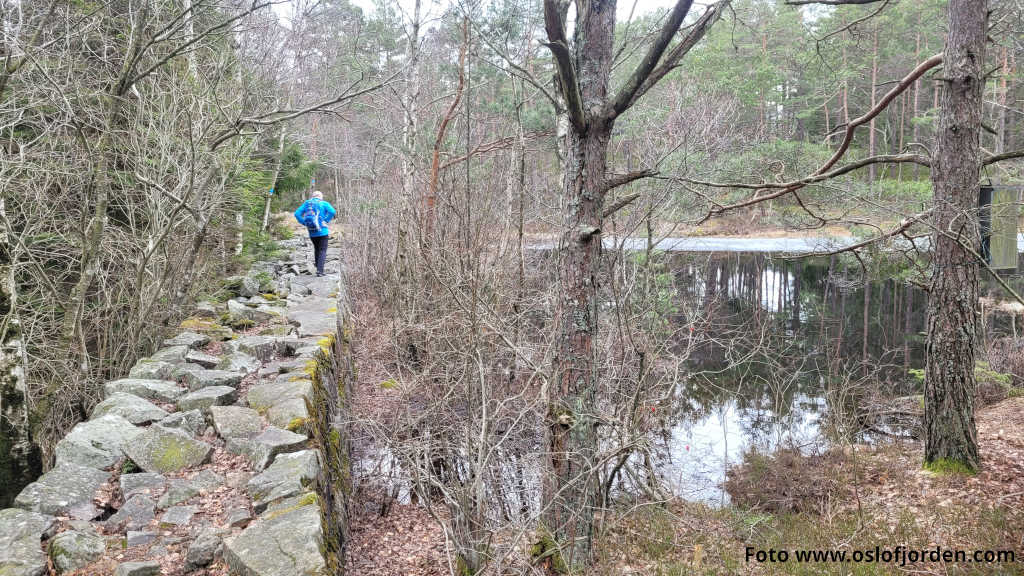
[
  {"x1": 608, "y1": 0, "x2": 695, "y2": 118},
  {"x1": 602, "y1": 170, "x2": 656, "y2": 194},
  {"x1": 818, "y1": 53, "x2": 942, "y2": 177},
  {"x1": 689, "y1": 153, "x2": 930, "y2": 220},
  {"x1": 210, "y1": 69, "x2": 401, "y2": 149},
  {"x1": 602, "y1": 192, "x2": 642, "y2": 218},
  {"x1": 125, "y1": 0, "x2": 277, "y2": 93},
  {"x1": 542, "y1": 0, "x2": 585, "y2": 132},
  {"x1": 983, "y1": 148, "x2": 1024, "y2": 166},
  {"x1": 608, "y1": 0, "x2": 728, "y2": 118}
]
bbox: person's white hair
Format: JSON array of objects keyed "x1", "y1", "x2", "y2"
[{"x1": 311, "y1": 190, "x2": 323, "y2": 200}]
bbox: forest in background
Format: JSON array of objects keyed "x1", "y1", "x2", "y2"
[{"x1": 4, "y1": 0, "x2": 1024, "y2": 573}]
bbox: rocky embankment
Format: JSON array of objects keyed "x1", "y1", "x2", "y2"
[{"x1": 0, "y1": 236, "x2": 344, "y2": 576}]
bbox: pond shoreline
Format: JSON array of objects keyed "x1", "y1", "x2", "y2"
[{"x1": 527, "y1": 233, "x2": 1024, "y2": 255}]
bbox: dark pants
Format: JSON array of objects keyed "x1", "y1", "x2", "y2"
[{"x1": 310, "y1": 235, "x2": 329, "y2": 275}]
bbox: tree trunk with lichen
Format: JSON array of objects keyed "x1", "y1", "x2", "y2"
[
  {"x1": 542, "y1": 0, "x2": 615, "y2": 569},
  {"x1": 545, "y1": 124, "x2": 611, "y2": 571},
  {"x1": 924, "y1": 0, "x2": 986, "y2": 472},
  {"x1": 538, "y1": 0, "x2": 725, "y2": 570}
]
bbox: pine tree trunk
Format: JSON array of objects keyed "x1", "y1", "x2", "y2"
[
  {"x1": 545, "y1": 126, "x2": 611, "y2": 570},
  {"x1": 543, "y1": 0, "x2": 616, "y2": 568},
  {"x1": 924, "y1": 0, "x2": 986, "y2": 472}
]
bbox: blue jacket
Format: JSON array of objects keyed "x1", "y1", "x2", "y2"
[{"x1": 294, "y1": 199, "x2": 337, "y2": 238}]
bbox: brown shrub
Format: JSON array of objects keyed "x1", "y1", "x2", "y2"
[{"x1": 723, "y1": 448, "x2": 848, "y2": 514}]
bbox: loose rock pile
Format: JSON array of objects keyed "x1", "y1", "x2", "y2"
[{"x1": 0, "y1": 236, "x2": 342, "y2": 576}]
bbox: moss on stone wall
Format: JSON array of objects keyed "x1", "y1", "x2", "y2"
[{"x1": 305, "y1": 326, "x2": 353, "y2": 574}]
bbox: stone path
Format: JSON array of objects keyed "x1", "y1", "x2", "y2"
[{"x1": 0, "y1": 235, "x2": 341, "y2": 576}]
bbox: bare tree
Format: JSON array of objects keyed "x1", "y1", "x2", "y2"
[{"x1": 539, "y1": 0, "x2": 727, "y2": 569}]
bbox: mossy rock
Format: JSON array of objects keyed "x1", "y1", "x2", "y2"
[
  {"x1": 267, "y1": 398, "x2": 309, "y2": 432},
  {"x1": 49, "y1": 530, "x2": 105, "y2": 574},
  {"x1": 179, "y1": 317, "x2": 233, "y2": 341},
  {"x1": 123, "y1": 427, "x2": 213, "y2": 474},
  {"x1": 222, "y1": 496, "x2": 324, "y2": 576},
  {"x1": 246, "y1": 451, "x2": 319, "y2": 513}
]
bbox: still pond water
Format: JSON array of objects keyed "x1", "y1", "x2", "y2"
[{"x1": 648, "y1": 244, "x2": 1024, "y2": 504}]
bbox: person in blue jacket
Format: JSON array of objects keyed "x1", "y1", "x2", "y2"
[{"x1": 294, "y1": 191, "x2": 337, "y2": 277}]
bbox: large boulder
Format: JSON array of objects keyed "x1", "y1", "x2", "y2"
[
  {"x1": 288, "y1": 277, "x2": 311, "y2": 296},
  {"x1": 184, "y1": 349, "x2": 220, "y2": 369},
  {"x1": 285, "y1": 296, "x2": 336, "y2": 337},
  {"x1": 163, "y1": 331, "x2": 211, "y2": 349},
  {"x1": 0, "y1": 508, "x2": 57, "y2": 576},
  {"x1": 147, "y1": 345, "x2": 189, "y2": 364},
  {"x1": 226, "y1": 427, "x2": 306, "y2": 470},
  {"x1": 227, "y1": 299, "x2": 284, "y2": 325},
  {"x1": 190, "y1": 469, "x2": 225, "y2": 493},
  {"x1": 272, "y1": 356, "x2": 314, "y2": 374},
  {"x1": 216, "y1": 352, "x2": 261, "y2": 375},
  {"x1": 105, "y1": 378, "x2": 185, "y2": 403},
  {"x1": 240, "y1": 274, "x2": 261, "y2": 298},
  {"x1": 210, "y1": 405, "x2": 263, "y2": 440},
  {"x1": 222, "y1": 498, "x2": 324, "y2": 576},
  {"x1": 267, "y1": 398, "x2": 309, "y2": 432},
  {"x1": 246, "y1": 450, "x2": 319, "y2": 513},
  {"x1": 120, "y1": 473, "x2": 166, "y2": 499},
  {"x1": 175, "y1": 386, "x2": 237, "y2": 414},
  {"x1": 290, "y1": 274, "x2": 338, "y2": 297},
  {"x1": 174, "y1": 364, "x2": 243, "y2": 391},
  {"x1": 54, "y1": 414, "x2": 142, "y2": 469},
  {"x1": 114, "y1": 561, "x2": 161, "y2": 576},
  {"x1": 225, "y1": 336, "x2": 278, "y2": 361},
  {"x1": 128, "y1": 359, "x2": 176, "y2": 380},
  {"x1": 157, "y1": 479, "x2": 199, "y2": 508},
  {"x1": 105, "y1": 494, "x2": 156, "y2": 533},
  {"x1": 123, "y1": 427, "x2": 213, "y2": 474},
  {"x1": 48, "y1": 529, "x2": 105, "y2": 574},
  {"x1": 256, "y1": 324, "x2": 294, "y2": 337},
  {"x1": 273, "y1": 337, "x2": 303, "y2": 357},
  {"x1": 242, "y1": 295, "x2": 282, "y2": 307},
  {"x1": 14, "y1": 463, "x2": 110, "y2": 515},
  {"x1": 156, "y1": 409, "x2": 205, "y2": 437},
  {"x1": 184, "y1": 528, "x2": 222, "y2": 571},
  {"x1": 91, "y1": 392, "x2": 168, "y2": 425},
  {"x1": 194, "y1": 301, "x2": 219, "y2": 318},
  {"x1": 246, "y1": 377, "x2": 312, "y2": 411},
  {"x1": 159, "y1": 505, "x2": 197, "y2": 528},
  {"x1": 179, "y1": 317, "x2": 234, "y2": 341}
]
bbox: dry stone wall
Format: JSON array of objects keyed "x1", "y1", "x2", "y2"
[{"x1": 0, "y1": 236, "x2": 352, "y2": 576}]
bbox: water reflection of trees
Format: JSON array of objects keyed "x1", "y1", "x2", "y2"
[
  {"x1": 667, "y1": 251, "x2": 931, "y2": 391},
  {"x1": 633, "y1": 251, "x2": 932, "y2": 501}
]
